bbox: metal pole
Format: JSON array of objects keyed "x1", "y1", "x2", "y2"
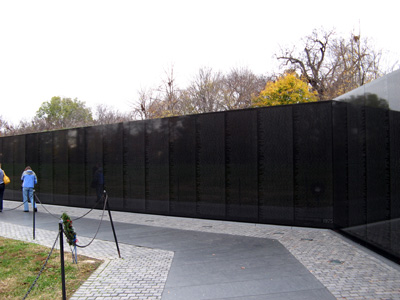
[
  {"x1": 104, "y1": 190, "x2": 121, "y2": 258},
  {"x1": 32, "y1": 190, "x2": 36, "y2": 240},
  {"x1": 59, "y1": 220, "x2": 67, "y2": 300}
]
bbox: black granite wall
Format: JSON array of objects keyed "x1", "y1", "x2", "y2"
[
  {"x1": 334, "y1": 69, "x2": 400, "y2": 261},
  {"x1": 1, "y1": 99, "x2": 399, "y2": 260}
]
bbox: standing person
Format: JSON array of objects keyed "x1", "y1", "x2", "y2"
[
  {"x1": 21, "y1": 166, "x2": 38, "y2": 212},
  {"x1": 0, "y1": 163, "x2": 5, "y2": 212},
  {"x1": 91, "y1": 164, "x2": 104, "y2": 202}
]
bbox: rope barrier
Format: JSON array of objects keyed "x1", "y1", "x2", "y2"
[
  {"x1": 75, "y1": 193, "x2": 108, "y2": 248},
  {"x1": 29, "y1": 191, "x2": 110, "y2": 250},
  {"x1": 71, "y1": 196, "x2": 104, "y2": 221},
  {"x1": 22, "y1": 231, "x2": 60, "y2": 300},
  {"x1": 2, "y1": 202, "x2": 24, "y2": 211},
  {"x1": 34, "y1": 193, "x2": 104, "y2": 221},
  {"x1": 34, "y1": 194, "x2": 60, "y2": 220},
  {"x1": 10, "y1": 190, "x2": 118, "y2": 298}
]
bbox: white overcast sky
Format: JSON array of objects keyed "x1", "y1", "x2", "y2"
[{"x1": 1, "y1": 0, "x2": 399, "y2": 125}]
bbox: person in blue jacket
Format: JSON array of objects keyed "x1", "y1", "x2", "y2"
[{"x1": 21, "y1": 166, "x2": 38, "y2": 212}]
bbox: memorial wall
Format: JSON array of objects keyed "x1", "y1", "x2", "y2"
[
  {"x1": 335, "y1": 69, "x2": 400, "y2": 261},
  {"x1": 1, "y1": 83, "x2": 399, "y2": 260}
]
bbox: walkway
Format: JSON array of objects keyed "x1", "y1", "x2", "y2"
[{"x1": 1, "y1": 200, "x2": 399, "y2": 299}]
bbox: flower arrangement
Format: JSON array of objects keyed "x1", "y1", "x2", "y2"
[{"x1": 61, "y1": 212, "x2": 77, "y2": 246}]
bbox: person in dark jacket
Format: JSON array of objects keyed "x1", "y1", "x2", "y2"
[
  {"x1": 91, "y1": 164, "x2": 104, "y2": 202},
  {"x1": 0, "y1": 163, "x2": 5, "y2": 212},
  {"x1": 21, "y1": 166, "x2": 38, "y2": 212}
]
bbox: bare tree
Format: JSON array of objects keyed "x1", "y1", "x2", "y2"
[
  {"x1": 327, "y1": 34, "x2": 384, "y2": 98},
  {"x1": 131, "y1": 66, "x2": 183, "y2": 120},
  {"x1": 185, "y1": 67, "x2": 225, "y2": 113},
  {"x1": 277, "y1": 28, "x2": 385, "y2": 100},
  {"x1": 131, "y1": 88, "x2": 155, "y2": 120},
  {"x1": 160, "y1": 66, "x2": 180, "y2": 115},
  {"x1": 0, "y1": 116, "x2": 14, "y2": 136},
  {"x1": 221, "y1": 67, "x2": 267, "y2": 110},
  {"x1": 93, "y1": 104, "x2": 131, "y2": 125},
  {"x1": 130, "y1": 66, "x2": 269, "y2": 119},
  {"x1": 4, "y1": 117, "x2": 48, "y2": 136}
]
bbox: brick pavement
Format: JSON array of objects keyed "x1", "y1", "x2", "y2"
[
  {"x1": 0, "y1": 203, "x2": 173, "y2": 300},
  {"x1": 1, "y1": 200, "x2": 400, "y2": 300}
]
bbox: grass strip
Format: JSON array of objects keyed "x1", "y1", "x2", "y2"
[{"x1": 0, "y1": 236, "x2": 102, "y2": 299}]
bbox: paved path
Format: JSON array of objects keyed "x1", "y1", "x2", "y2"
[{"x1": 1, "y1": 200, "x2": 400, "y2": 299}]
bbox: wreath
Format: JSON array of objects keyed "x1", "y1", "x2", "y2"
[{"x1": 61, "y1": 212, "x2": 77, "y2": 246}]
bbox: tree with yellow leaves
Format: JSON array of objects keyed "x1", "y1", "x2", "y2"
[{"x1": 252, "y1": 72, "x2": 318, "y2": 107}]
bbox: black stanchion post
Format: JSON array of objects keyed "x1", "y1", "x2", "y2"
[
  {"x1": 33, "y1": 190, "x2": 36, "y2": 240},
  {"x1": 59, "y1": 220, "x2": 67, "y2": 300},
  {"x1": 104, "y1": 190, "x2": 121, "y2": 258}
]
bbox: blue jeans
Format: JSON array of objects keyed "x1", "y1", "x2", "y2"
[{"x1": 23, "y1": 187, "x2": 37, "y2": 211}]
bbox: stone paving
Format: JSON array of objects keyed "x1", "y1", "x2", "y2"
[
  {"x1": 1, "y1": 200, "x2": 400, "y2": 300},
  {"x1": 0, "y1": 202, "x2": 173, "y2": 300}
]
